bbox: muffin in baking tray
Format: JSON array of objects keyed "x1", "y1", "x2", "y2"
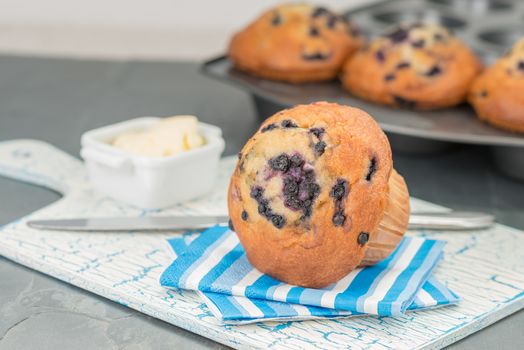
[
  {"x1": 228, "y1": 3, "x2": 362, "y2": 83},
  {"x1": 228, "y1": 102, "x2": 410, "y2": 288},
  {"x1": 468, "y1": 38, "x2": 524, "y2": 133},
  {"x1": 341, "y1": 23, "x2": 482, "y2": 110}
]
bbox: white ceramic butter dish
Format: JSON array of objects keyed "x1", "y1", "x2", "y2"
[{"x1": 80, "y1": 117, "x2": 225, "y2": 209}]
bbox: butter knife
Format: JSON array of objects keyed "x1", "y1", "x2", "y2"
[{"x1": 27, "y1": 211, "x2": 494, "y2": 232}]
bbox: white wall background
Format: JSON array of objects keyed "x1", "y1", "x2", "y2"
[{"x1": 0, "y1": 0, "x2": 379, "y2": 60}]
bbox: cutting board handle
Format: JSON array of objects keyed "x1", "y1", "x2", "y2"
[{"x1": 0, "y1": 139, "x2": 86, "y2": 195}]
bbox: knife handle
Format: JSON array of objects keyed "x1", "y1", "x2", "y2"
[{"x1": 408, "y1": 211, "x2": 494, "y2": 230}]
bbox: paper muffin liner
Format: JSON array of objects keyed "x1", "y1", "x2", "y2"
[{"x1": 359, "y1": 169, "x2": 410, "y2": 266}]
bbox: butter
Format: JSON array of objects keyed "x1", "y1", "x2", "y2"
[{"x1": 112, "y1": 115, "x2": 205, "y2": 157}]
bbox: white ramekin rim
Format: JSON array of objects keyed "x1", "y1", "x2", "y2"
[{"x1": 80, "y1": 116, "x2": 225, "y2": 169}]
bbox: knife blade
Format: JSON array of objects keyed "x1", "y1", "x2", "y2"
[
  {"x1": 26, "y1": 211, "x2": 494, "y2": 232},
  {"x1": 27, "y1": 215, "x2": 230, "y2": 232}
]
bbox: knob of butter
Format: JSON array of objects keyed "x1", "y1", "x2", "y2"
[{"x1": 112, "y1": 115, "x2": 205, "y2": 157}]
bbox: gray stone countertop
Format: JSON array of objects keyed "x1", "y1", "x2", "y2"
[{"x1": 0, "y1": 56, "x2": 522, "y2": 349}]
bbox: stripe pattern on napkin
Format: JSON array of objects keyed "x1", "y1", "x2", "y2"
[
  {"x1": 160, "y1": 226, "x2": 447, "y2": 316},
  {"x1": 197, "y1": 276, "x2": 459, "y2": 323}
]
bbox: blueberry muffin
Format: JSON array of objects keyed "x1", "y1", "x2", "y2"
[
  {"x1": 228, "y1": 4, "x2": 362, "y2": 83},
  {"x1": 468, "y1": 38, "x2": 524, "y2": 133},
  {"x1": 341, "y1": 23, "x2": 482, "y2": 110},
  {"x1": 228, "y1": 102, "x2": 410, "y2": 288}
]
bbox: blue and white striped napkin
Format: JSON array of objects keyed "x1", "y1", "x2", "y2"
[
  {"x1": 198, "y1": 276, "x2": 459, "y2": 324},
  {"x1": 161, "y1": 226, "x2": 459, "y2": 322}
]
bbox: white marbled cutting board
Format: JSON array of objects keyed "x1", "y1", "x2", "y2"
[{"x1": 0, "y1": 139, "x2": 522, "y2": 350}]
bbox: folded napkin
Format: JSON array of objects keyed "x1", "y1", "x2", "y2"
[
  {"x1": 198, "y1": 276, "x2": 459, "y2": 324},
  {"x1": 161, "y1": 226, "x2": 459, "y2": 322}
]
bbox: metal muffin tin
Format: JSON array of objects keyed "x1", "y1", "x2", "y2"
[{"x1": 202, "y1": 0, "x2": 524, "y2": 180}]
